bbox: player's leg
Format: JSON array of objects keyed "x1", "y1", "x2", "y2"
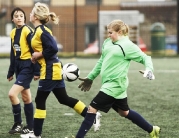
[
  {"x1": 17, "y1": 64, "x2": 35, "y2": 136},
  {"x1": 53, "y1": 87, "x2": 102, "y2": 132},
  {"x1": 112, "y1": 98, "x2": 160, "y2": 138},
  {"x1": 75, "y1": 91, "x2": 114, "y2": 138},
  {"x1": 8, "y1": 84, "x2": 24, "y2": 134},
  {"x1": 125, "y1": 109, "x2": 160, "y2": 138},
  {"x1": 33, "y1": 90, "x2": 50, "y2": 137},
  {"x1": 53, "y1": 87, "x2": 88, "y2": 117},
  {"x1": 20, "y1": 89, "x2": 34, "y2": 136}
]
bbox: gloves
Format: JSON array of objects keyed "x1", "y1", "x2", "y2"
[
  {"x1": 139, "y1": 70, "x2": 155, "y2": 80},
  {"x1": 78, "y1": 77, "x2": 93, "y2": 92}
]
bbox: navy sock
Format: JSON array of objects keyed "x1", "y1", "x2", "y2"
[
  {"x1": 126, "y1": 110, "x2": 153, "y2": 133},
  {"x1": 24, "y1": 103, "x2": 34, "y2": 129},
  {"x1": 81, "y1": 107, "x2": 88, "y2": 117},
  {"x1": 12, "y1": 104, "x2": 22, "y2": 123},
  {"x1": 34, "y1": 118, "x2": 44, "y2": 136},
  {"x1": 76, "y1": 113, "x2": 96, "y2": 138}
]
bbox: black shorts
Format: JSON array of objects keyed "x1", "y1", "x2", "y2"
[{"x1": 90, "y1": 91, "x2": 129, "y2": 113}]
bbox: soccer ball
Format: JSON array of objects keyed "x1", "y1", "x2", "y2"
[{"x1": 62, "y1": 63, "x2": 80, "y2": 82}]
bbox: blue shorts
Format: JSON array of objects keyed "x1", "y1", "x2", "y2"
[
  {"x1": 14, "y1": 59, "x2": 34, "y2": 89},
  {"x1": 38, "y1": 79, "x2": 65, "y2": 92}
]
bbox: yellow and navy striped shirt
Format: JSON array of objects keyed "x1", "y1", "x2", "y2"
[
  {"x1": 31, "y1": 25, "x2": 62, "y2": 80},
  {"x1": 10, "y1": 25, "x2": 33, "y2": 60},
  {"x1": 8, "y1": 25, "x2": 35, "y2": 77}
]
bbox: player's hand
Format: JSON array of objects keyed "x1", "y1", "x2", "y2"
[
  {"x1": 78, "y1": 77, "x2": 93, "y2": 92},
  {"x1": 139, "y1": 70, "x2": 155, "y2": 80},
  {"x1": 34, "y1": 76, "x2": 40, "y2": 81},
  {"x1": 31, "y1": 56, "x2": 37, "y2": 64},
  {"x1": 31, "y1": 52, "x2": 42, "y2": 64},
  {"x1": 7, "y1": 76, "x2": 13, "y2": 81}
]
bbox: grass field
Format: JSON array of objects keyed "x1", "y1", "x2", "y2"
[{"x1": 0, "y1": 57, "x2": 179, "y2": 138}]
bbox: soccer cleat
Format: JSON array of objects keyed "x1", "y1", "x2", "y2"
[
  {"x1": 29, "y1": 133, "x2": 41, "y2": 138},
  {"x1": 149, "y1": 126, "x2": 161, "y2": 138},
  {"x1": 20, "y1": 125, "x2": 34, "y2": 138},
  {"x1": 8, "y1": 122, "x2": 23, "y2": 134},
  {"x1": 93, "y1": 112, "x2": 102, "y2": 132}
]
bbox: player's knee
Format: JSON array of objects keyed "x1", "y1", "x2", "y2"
[
  {"x1": 59, "y1": 98, "x2": 69, "y2": 105},
  {"x1": 22, "y1": 96, "x2": 31, "y2": 103},
  {"x1": 58, "y1": 96, "x2": 72, "y2": 105},
  {"x1": 35, "y1": 96, "x2": 41, "y2": 104},
  {"x1": 8, "y1": 92, "x2": 15, "y2": 100},
  {"x1": 87, "y1": 106, "x2": 97, "y2": 113},
  {"x1": 118, "y1": 110, "x2": 129, "y2": 117}
]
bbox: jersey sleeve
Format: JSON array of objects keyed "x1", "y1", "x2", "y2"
[
  {"x1": 125, "y1": 43, "x2": 154, "y2": 72},
  {"x1": 87, "y1": 55, "x2": 103, "y2": 80},
  {"x1": 33, "y1": 62, "x2": 40, "y2": 76},
  {"x1": 25, "y1": 26, "x2": 34, "y2": 54},
  {"x1": 87, "y1": 39, "x2": 108, "y2": 80},
  {"x1": 41, "y1": 32, "x2": 58, "y2": 59},
  {"x1": 7, "y1": 39, "x2": 15, "y2": 79}
]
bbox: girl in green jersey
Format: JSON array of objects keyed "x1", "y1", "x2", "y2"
[{"x1": 75, "y1": 19, "x2": 160, "y2": 138}]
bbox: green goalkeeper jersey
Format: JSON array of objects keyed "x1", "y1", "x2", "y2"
[{"x1": 87, "y1": 36, "x2": 154, "y2": 99}]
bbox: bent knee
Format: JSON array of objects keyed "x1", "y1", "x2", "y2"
[
  {"x1": 22, "y1": 97, "x2": 31, "y2": 103},
  {"x1": 8, "y1": 93, "x2": 15, "y2": 99},
  {"x1": 87, "y1": 106, "x2": 97, "y2": 113},
  {"x1": 118, "y1": 110, "x2": 129, "y2": 117},
  {"x1": 8, "y1": 92, "x2": 16, "y2": 100}
]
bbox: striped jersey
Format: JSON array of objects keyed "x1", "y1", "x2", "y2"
[
  {"x1": 10, "y1": 25, "x2": 33, "y2": 60},
  {"x1": 31, "y1": 25, "x2": 62, "y2": 80}
]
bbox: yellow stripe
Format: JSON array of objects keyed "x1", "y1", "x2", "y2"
[
  {"x1": 34, "y1": 109, "x2": 46, "y2": 119},
  {"x1": 52, "y1": 62, "x2": 62, "y2": 80},
  {"x1": 74, "y1": 101, "x2": 86, "y2": 114},
  {"x1": 39, "y1": 59, "x2": 46, "y2": 79}
]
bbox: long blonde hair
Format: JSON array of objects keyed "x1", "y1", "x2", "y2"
[
  {"x1": 32, "y1": 2, "x2": 59, "y2": 25},
  {"x1": 107, "y1": 20, "x2": 129, "y2": 36}
]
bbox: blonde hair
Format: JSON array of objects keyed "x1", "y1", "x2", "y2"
[
  {"x1": 32, "y1": 2, "x2": 59, "y2": 25},
  {"x1": 107, "y1": 20, "x2": 129, "y2": 36}
]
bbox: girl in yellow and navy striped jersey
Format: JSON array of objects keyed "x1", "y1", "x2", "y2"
[
  {"x1": 19, "y1": 2, "x2": 101, "y2": 138},
  {"x1": 7, "y1": 7, "x2": 40, "y2": 135}
]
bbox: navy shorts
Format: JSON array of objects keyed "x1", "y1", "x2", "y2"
[
  {"x1": 90, "y1": 91, "x2": 129, "y2": 113},
  {"x1": 38, "y1": 79, "x2": 65, "y2": 92},
  {"x1": 14, "y1": 59, "x2": 34, "y2": 89}
]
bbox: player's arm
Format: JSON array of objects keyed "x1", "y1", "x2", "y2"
[
  {"x1": 41, "y1": 32, "x2": 58, "y2": 59},
  {"x1": 33, "y1": 65, "x2": 40, "y2": 81},
  {"x1": 86, "y1": 39, "x2": 108, "y2": 81},
  {"x1": 125, "y1": 43, "x2": 155, "y2": 80},
  {"x1": 78, "y1": 41, "x2": 106, "y2": 92},
  {"x1": 78, "y1": 57, "x2": 102, "y2": 92},
  {"x1": 31, "y1": 52, "x2": 43, "y2": 64},
  {"x1": 7, "y1": 40, "x2": 15, "y2": 81},
  {"x1": 26, "y1": 26, "x2": 34, "y2": 54}
]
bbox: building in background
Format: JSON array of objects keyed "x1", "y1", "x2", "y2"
[{"x1": 0, "y1": 0, "x2": 177, "y2": 53}]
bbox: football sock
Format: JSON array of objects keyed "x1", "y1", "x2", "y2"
[
  {"x1": 24, "y1": 102, "x2": 34, "y2": 129},
  {"x1": 81, "y1": 107, "x2": 88, "y2": 117},
  {"x1": 33, "y1": 118, "x2": 44, "y2": 136},
  {"x1": 76, "y1": 113, "x2": 96, "y2": 138},
  {"x1": 125, "y1": 110, "x2": 153, "y2": 133},
  {"x1": 74, "y1": 100, "x2": 87, "y2": 117},
  {"x1": 34, "y1": 109, "x2": 46, "y2": 136},
  {"x1": 12, "y1": 103, "x2": 22, "y2": 123}
]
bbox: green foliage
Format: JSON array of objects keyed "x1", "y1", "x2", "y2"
[{"x1": 0, "y1": 58, "x2": 179, "y2": 138}]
